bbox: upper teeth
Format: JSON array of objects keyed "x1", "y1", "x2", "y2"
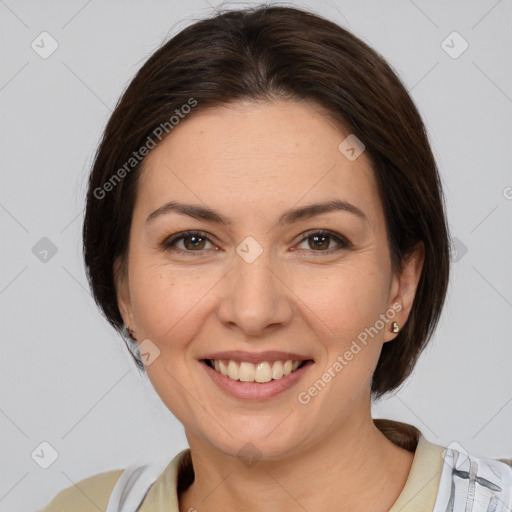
[{"x1": 211, "y1": 359, "x2": 302, "y2": 383}]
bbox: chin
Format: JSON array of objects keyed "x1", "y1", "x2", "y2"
[{"x1": 198, "y1": 419, "x2": 308, "y2": 463}]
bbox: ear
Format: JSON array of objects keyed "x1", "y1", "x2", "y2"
[
  {"x1": 113, "y1": 255, "x2": 133, "y2": 330},
  {"x1": 384, "y1": 242, "x2": 425, "y2": 342}
]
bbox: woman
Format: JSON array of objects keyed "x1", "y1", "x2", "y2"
[{"x1": 41, "y1": 5, "x2": 511, "y2": 511}]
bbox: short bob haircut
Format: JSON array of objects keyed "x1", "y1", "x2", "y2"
[{"x1": 83, "y1": 5, "x2": 451, "y2": 400}]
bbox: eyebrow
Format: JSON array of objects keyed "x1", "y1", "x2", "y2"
[{"x1": 145, "y1": 199, "x2": 367, "y2": 227}]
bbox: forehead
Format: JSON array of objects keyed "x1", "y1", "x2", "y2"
[{"x1": 135, "y1": 99, "x2": 382, "y2": 229}]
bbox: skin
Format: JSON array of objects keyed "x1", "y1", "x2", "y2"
[{"x1": 115, "y1": 98, "x2": 424, "y2": 512}]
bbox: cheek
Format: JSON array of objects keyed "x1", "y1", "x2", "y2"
[
  {"x1": 129, "y1": 262, "x2": 218, "y2": 346},
  {"x1": 293, "y1": 263, "x2": 389, "y2": 340},
  {"x1": 298, "y1": 268, "x2": 388, "y2": 406}
]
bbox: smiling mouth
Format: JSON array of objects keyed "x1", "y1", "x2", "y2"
[{"x1": 202, "y1": 358, "x2": 314, "y2": 383}]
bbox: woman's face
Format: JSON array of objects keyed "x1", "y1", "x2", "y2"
[{"x1": 115, "y1": 99, "x2": 423, "y2": 460}]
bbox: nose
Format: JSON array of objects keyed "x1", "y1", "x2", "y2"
[{"x1": 217, "y1": 248, "x2": 294, "y2": 337}]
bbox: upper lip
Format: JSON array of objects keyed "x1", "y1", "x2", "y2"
[{"x1": 200, "y1": 350, "x2": 314, "y2": 364}]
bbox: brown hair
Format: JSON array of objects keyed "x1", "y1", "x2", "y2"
[{"x1": 83, "y1": 4, "x2": 451, "y2": 400}]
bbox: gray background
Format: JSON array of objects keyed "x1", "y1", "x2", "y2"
[{"x1": 0, "y1": 0, "x2": 511, "y2": 510}]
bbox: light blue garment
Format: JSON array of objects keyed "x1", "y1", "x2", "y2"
[{"x1": 105, "y1": 461, "x2": 170, "y2": 512}]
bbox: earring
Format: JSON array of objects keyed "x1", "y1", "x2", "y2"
[
  {"x1": 123, "y1": 324, "x2": 136, "y2": 337},
  {"x1": 391, "y1": 322, "x2": 400, "y2": 333}
]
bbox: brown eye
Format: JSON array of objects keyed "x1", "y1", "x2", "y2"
[
  {"x1": 182, "y1": 234, "x2": 207, "y2": 250},
  {"x1": 308, "y1": 234, "x2": 330, "y2": 250},
  {"x1": 296, "y1": 230, "x2": 351, "y2": 253},
  {"x1": 162, "y1": 230, "x2": 215, "y2": 254}
]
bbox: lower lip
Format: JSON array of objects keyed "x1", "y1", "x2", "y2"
[{"x1": 200, "y1": 360, "x2": 314, "y2": 400}]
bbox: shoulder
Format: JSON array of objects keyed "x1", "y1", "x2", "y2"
[
  {"x1": 40, "y1": 468, "x2": 124, "y2": 512},
  {"x1": 434, "y1": 446, "x2": 512, "y2": 511}
]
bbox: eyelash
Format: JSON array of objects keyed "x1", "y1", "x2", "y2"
[{"x1": 161, "y1": 229, "x2": 352, "y2": 256}]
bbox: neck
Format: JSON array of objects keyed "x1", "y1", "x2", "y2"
[{"x1": 178, "y1": 411, "x2": 415, "y2": 512}]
